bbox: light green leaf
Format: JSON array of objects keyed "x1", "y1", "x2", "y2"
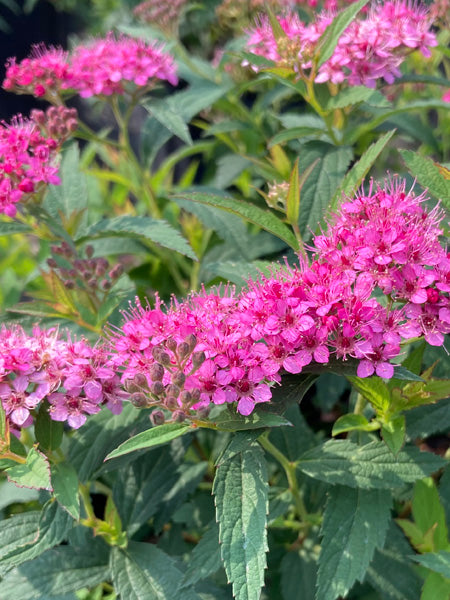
[
  {"x1": 326, "y1": 87, "x2": 389, "y2": 110},
  {"x1": 268, "y1": 126, "x2": 325, "y2": 148},
  {"x1": 173, "y1": 192, "x2": 299, "y2": 250},
  {"x1": 110, "y1": 542, "x2": 200, "y2": 600},
  {"x1": 315, "y1": 0, "x2": 370, "y2": 67},
  {"x1": 439, "y1": 464, "x2": 450, "y2": 528},
  {"x1": 6, "y1": 447, "x2": 52, "y2": 491},
  {"x1": 204, "y1": 260, "x2": 273, "y2": 285},
  {"x1": 297, "y1": 142, "x2": 353, "y2": 240},
  {"x1": 413, "y1": 552, "x2": 450, "y2": 579},
  {"x1": 77, "y1": 216, "x2": 197, "y2": 260},
  {"x1": 329, "y1": 130, "x2": 395, "y2": 212},
  {"x1": 182, "y1": 522, "x2": 222, "y2": 587},
  {"x1": 332, "y1": 414, "x2": 378, "y2": 436},
  {"x1": 381, "y1": 415, "x2": 406, "y2": 456},
  {"x1": 286, "y1": 158, "x2": 300, "y2": 226},
  {"x1": 0, "y1": 545, "x2": 110, "y2": 598},
  {"x1": 105, "y1": 423, "x2": 192, "y2": 460},
  {"x1": 317, "y1": 486, "x2": 392, "y2": 600},
  {"x1": 347, "y1": 376, "x2": 391, "y2": 415},
  {"x1": 143, "y1": 99, "x2": 192, "y2": 145},
  {"x1": 421, "y1": 571, "x2": 450, "y2": 600},
  {"x1": 51, "y1": 462, "x2": 80, "y2": 520},
  {"x1": 213, "y1": 444, "x2": 268, "y2": 600},
  {"x1": 412, "y1": 478, "x2": 449, "y2": 552},
  {"x1": 298, "y1": 440, "x2": 445, "y2": 489},
  {"x1": 0, "y1": 221, "x2": 32, "y2": 236},
  {"x1": 400, "y1": 150, "x2": 450, "y2": 206}
]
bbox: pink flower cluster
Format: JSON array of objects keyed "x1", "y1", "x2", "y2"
[
  {"x1": 108, "y1": 178, "x2": 450, "y2": 415},
  {"x1": 0, "y1": 326, "x2": 124, "y2": 432},
  {"x1": 3, "y1": 34, "x2": 178, "y2": 101},
  {"x1": 245, "y1": 1, "x2": 437, "y2": 87},
  {"x1": 0, "y1": 116, "x2": 61, "y2": 217}
]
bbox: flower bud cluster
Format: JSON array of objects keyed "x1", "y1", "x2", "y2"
[
  {"x1": 245, "y1": 1, "x2": 437, "y2": 87},
  {"x1": 0, "y1": 115, "x2": 61, "y2": 217},
  {"x1": 133, "y1": 0, "x2": 187, "y2": 34},
  {"x1": 31, "y1": 106, "x2": 78, "y2": 142},
  {"x1": 0, "y1": 325, "x2": 125, "y2": 435},
  {"x1": 47, "y1": 243, "x2": 123, "y2": 293},
  {"x1": 3, "y1": 33, "x2": 178, "y2": 102}
]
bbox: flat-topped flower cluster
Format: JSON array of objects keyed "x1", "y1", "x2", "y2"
[
  {"x1": 245, "y1": 1, "x2": 437, "y2": 86},
  {"x1": 1, "y1": 178, "x2": 448, "y2": 431},
  {"x1": 3, "y1": 33, "x2": 178, "y2": 101}
]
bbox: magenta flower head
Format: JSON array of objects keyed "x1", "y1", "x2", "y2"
[
  {"x1": 67, "y1": 33, "x2": 178, "y2": 98},
  {"x1": 3, "y1": 44, "x2": 70, "y2": 101},
  {"x1": 0, "y1": 115, "x2": 61, "y2": 217}
]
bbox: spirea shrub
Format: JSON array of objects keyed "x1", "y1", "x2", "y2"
[{"x1": 0, "y1": 1, "x2": 449, "y2": 599}]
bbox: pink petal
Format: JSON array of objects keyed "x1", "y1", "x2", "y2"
[
  {"x1": 375, "y1": 362, "x2": 394, "y2": 379},
  {"x1": 237, "y1": 397, "x2": 254, "y2": 416},
  {"x1": 357, "y1": 360, "x2": 375, "y2": 378}
]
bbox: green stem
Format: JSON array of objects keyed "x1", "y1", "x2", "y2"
[
  {"x1": 353, "y1": 393, "x2": 367, "y2": 416},
  {"x1": 258, "y1": 433, "x2": 308, "y2": 523},
  {"x1": 79, "y1": 483, "x2": 96, "y2": 524},
  {"x1": 304, "y1": 79, "x2": 340, "y2": 145}
]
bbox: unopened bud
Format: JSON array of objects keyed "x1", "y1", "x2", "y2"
[
  {"x1": 47, "y1": 258, "x2": 57, "y2": 268},
  {"x1": 166, "y1": 337, "x2": 177, "y2": 352},
  {"x1": 192, "y1": 351, "x2": 206, "y2": 367},
  {"x1": 197, "y1": 405, "x2": 211, "y2": 419},
  {"x1": 63, "y1": 280, "x2": 75, "y2": 289},
  {"x1": 150, "y1": 363, "x2": 164, "y2": 382},
  {"x1": 131, "y1": 392, "x2": 148, "y2": 407},
  {"x1": 166, "y1": 384, "x2": 180, "y2": 398},
  {"x1": 150, "y1": 381, "x2": 164, "y2": 396},
  {"x1": 101, "y1": 279, "x2": 112, "y2": 291},
  {"x1": 87, "y1": 278, "x2": 97, "y2": 288},
  {"x1": 85, "y1": 245, "x2": 94, "y2": 258},
  {"x1": 67, "y1": 119, "x2": 78, "y2": 132},
  {"x1": 150, "y1": 410, "x2": 165, "y2": 426},
  {"x1": 31, "y1": 109, "x2": 46, "y2": 125},
  {"x1": 177, "y1": 342, "x2": 190, "y2": 358},
  {"x1": 185, "y1": 334, "x2": 197, "y2": 351},
  {"x1": 190, "y1": 388, "x2": 201, "y2": 402},
  {"x1": 172, "y1": 371, "x2": 186, "y2": 387},
  {"x1": 172, "y1": 409, "x2": 186, "y2": 423},
  {"x1": 133, "y1": 373, "x2": 148, "y2": 388},
  {"x1": 179, "y1": 390, "x2": 192, "y2": 406},
  {"x1": 165, "y1": 396, "x2": 178, "y2": 410},
  {"x1": 159, "y1": 352, "x2": 171, "y2": 366},
  {"x1": 109, "y1": 264, "x2": 124, "y2": 279}
]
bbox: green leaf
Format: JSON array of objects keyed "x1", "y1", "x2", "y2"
[
  {"x1": 298, "y1": 440, "x2": 445, "y2": 489},
  {"x1": 0, "y1": 511, "x2": 42, "y2": 562},
  {"x1": 0, "y1": 221, "x2": 32, "y2": 236},
  {"x1": 268, "y1": 126, "x2": 325, "y2": 148},
  {"x1": 412, "y1": 478, "x2": 448, "y2": 552},
  {"x1": 44, "y1": 143, "x2": 88, "y2": 220},
  {"x1": 143, "y1": 99, "x2": 192, "y2": 145},
  {"x1": 297, "y1": 142, "x2": 353, "y2": 240},
  {"x1": 286, "y1": 159, "x2": 300, "y2": 226},
  {"x1": 0, "y1": 545, "x2": 110, "y2": 598},
  {"x1": 216, "y1": 431, "x2": 263, "y2": 466},
  {"x1": 329, "y1": 130, "x2": 395, "y2": 211},
  {"x1": 332, "y1": 414, "x2": 378, "y2": 436},
  {"x1": 212, "y1": 409, "x2": 292, "y2": 431},
  {"x1": 0, "y1": 501, "x2": 73, "y2": 568},
  {"x1": 366, "y1": 523, "x2": 423, "y2": 600},
  {"x1": 6, "y1": 447, "x2": 52, "y2": 491},
  {"x1": 51, "y1": 462, "x2": 80, "y2": 520},
  {"x1": 413, "y1": 552, "x2": 450, "y2": 579},
  {"x1": 77, "y1": 216, "x2": 197, "y2": 260},
  {"x1": 213, "y1": 444, "x2": 268, "y2": 600},
  {"x1": 421, "y1": 571, "x2": 450, "y2": 600},
  {"x1": 203, "y1": 260, "x2": 273, "y2": 285},
  {"x1": 326, "y1": 87, "x2": 389, "y2": 110},
  {"x1": 406, "y1": 400, "x2": 450, "y2": 440},
  {"x1": 393, "y1": 366, "x2": 426, "y2": 381},
  {"x1": 439, "y1": 464, "x2": 450, "y2": 528},
  {"x1": 182, "y1": 522, "x2": 222, "y2": 588},
  {"x1": 347, "y1": 376, "x2": 391, "y2": 415},
  {"x1": 34, "y1": 403, "x2": 63, "y2": 451},
  {"x1": 105, "y1": 423, "x2": 191, "y2": 460},
  {"x1": 173, "y1": 192, "x2": 299, "y2": 250},
  {"x1": 400, "y1": 150, "x2": 450, "y2": 206},
  {"x1": 317, "y1": 486, "x2": 392, "y2": 600},
  {"x1": 269, "y1": 405, "x2": 317, "y2": 461},
  {"x1": 110, "y1": 542, "x2": 200, "y2": 600},
  {"x1": 280, "y1": 550, "x2": 317, "y2": 600},
  {"x1": 381, "y1": 415, "x2": 406, "y2": 456},
  {"x1": 315, "y1": 0, "x2": 370, "y2": 67},
  {"x1": 0, "y1": 479, "x2": 39, "y2": 510}
]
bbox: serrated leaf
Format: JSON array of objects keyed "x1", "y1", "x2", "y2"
[
  {"x1": 204, "y1": 260, "x2": 272, "y2": 285},
  {"x1": 269, "y1": 405, "x2": 317, "y2": 461},
  {"x1": 400, "y1": 151, "x2": 450, "y2": 206},
  {"x1": 326, "y1": 87, "x2": 389, "y2": 110},
  {"x1": 347, "y1": 376, "x2": 391, "y2": 415},
  {"x1": 406, "y1": 399, "x2": 450, "y2": 440},
  {"x1": 297, "y1": 142, "x2": 353, "y2": 241},
  {"x1": 0, "y1": 511, "x2": 42, "y2": 562},
  {"x1": 315, "y1": 0, "x2": 370, "y2": 67},
  {"x1": 392, "y1": 379, "x2": 450, "y2": 414},
  {"x1": 317, "y1": 486, "x2": 392, "y2": 600},
  {"x1": 34, "y1": 403, "x2": 63, "y2": 451},
  {"x1": 0, "y1": 221, "x2": 32, "y2": 236},
  {"x1": 393, "y1": 366, "x2": 426, "y2": 381},
  {"x1": 412, "y1": 478, "x2": 448, "y2": 552},
  {"x1": 268, "y1": 126, "x2": 325, "y2": 148},
  {"x1": 182, "y1": 522, "x2": 222, "y2": 587},
  {"x1": 105, "y1": 423, "x2": 191, "y2": 460},
  {"x1": 143, "y1": 99, "x2": 192, "y2": 145},
  {"x1": 111, "y1": 542, "x2": 200, "y2": 600},
  {"x1": 51, "y1": 462, "x2": 80, "y2": 520},
  {"x1": 213, "y1": 444, "x2": 268, "y2": 600},
  {"x1": 215, "y1": 431, "x2": 263, "y2": 466},
  {"x1": 298, "y1": 440, "x2": 445, "y2": 489},
  {"x1": 329, "y1": 130, "x2": 395, "y2": 211},
  {"x1": 6, "y1": 447, "x2": 52, "y2": 491},
  {"x1": 280, "y1": 551, "x2": 317, "y2": 600},
  {"x1": 332, "y1": 414, "x2": 377, "y2": 436},
  {"x1": 381, "y1": 415, "x2": 406, "y2": 456},
  {"x1": 413, "y1": 552, "x2": 450, "y2": 579},
  {"x1": 0, "y1": 479, "x2": 39, "y2": 510},
  {"x1": 0, "y1": 545, "x2": 110, "y2": 598},
  {"x1": 173, "y1": 192, "x2": 299, "y2": 250},
  {"x1": 212, "y1": 410, "x2": 292, "y2": 431},
  {"x1": 77, "y1": 216, "x2": 197, "y2": 260}
]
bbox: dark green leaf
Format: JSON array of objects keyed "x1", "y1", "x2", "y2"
[
  {"x1": 393, "y1": 366, "x2": 426, "y2": 381},
  {"x1": 51, "y1": 462, "x2": 80, "y2": 520},
  {"x1": 215, "y1": 431, "x2": 263, "y2": 466},
  {"x1": 280, "y1": 550, "x2": 317, "y2": 600},
  {"x1": 173, "y1": 192, "x2": 299, "y2": 250},
  {"x1": 212, "y1": 409, "x2": 292, "y2": 431},
  {"x1": 381, "y1": 415, "x2": 406, "y2": 456},
  {"x1": 0, "y1": 511, "x2": 42, "y2": 562},
  {"x1": 77, "y1": 216, "x2": 197, "y2": 260},
  {"x1": 400, "y1": 150, "x2": 450, "y2": 205},
  {"x1": 0, "y1": 545, "x2": 110, "y2": 598},
  {"x1": 213, "y1": 444, "x2": 268, "y2": 600},
  {"x1": 110, "y1": 542, "x2": 200, "y2": 600},
  {"x1": 298, "y1": 440, "x2": 445, "y2": 489},
  {"x1": 6, "y1": 447, "x2": 52, "y2": 491},
  {"x1": 268, "y1": 126, "x2": 326, "y2": 148},
  {"x1": 105, "y1": 422, "x2": 191, "y2": 460},
  {"x1": 0, "y1": 221, "x2": 32, "y2": 236},
  {"x1": 315, "y1": 0, "x2": 370, "y2": 67},
  {"x1": 326, "y1": 87, "x2": 389, "y2": 110},
  {"x1": 413, "y1": 552, "x2": 450, "y2": 580},
  {"x1": 406, "y1": 399, "x2": 450, "y2": 440},
  {"x1": 412, "y1": 477, "x2": 448, "y2": 551},
  {"x1": 34, "y1": 403, "x2": 63, "y2": 451},
  {"x1": 317, "y1": 486, "x2": 392, "y2": 600},
  {"x1": 0, "y1": 480, "x2": 39, "y2": 510},
  {"x1": 143, "y1": 99, "x2": 192, "y2": 145},
  {"x1": 439, "y1": 464, "x2": 450, "y2": 528},
  {"x1": 182, "y1": 522, "x2": 222, "y2": 588},
  {"x1": 269, "y1": 405, "x2": 317, "y2": 461}
]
